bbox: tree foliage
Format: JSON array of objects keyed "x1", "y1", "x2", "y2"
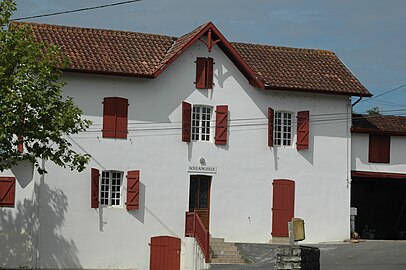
[
  {"x1": 366, "y1": 106, "x2": 382, "y2": 116},
  {"x1": 0, "y1": 0, "x2": 91, "y2": 174}
]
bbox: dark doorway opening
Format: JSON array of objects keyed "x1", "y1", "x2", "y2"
[
  {"x1": 351, "y1": 177, "x2": 406, "y2": 240},
  {"x1": 189, "y1": 175, "x2": 211, "y2": 231}
]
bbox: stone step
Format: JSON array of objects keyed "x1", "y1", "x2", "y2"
[
  {"x1": 211, "y1": 245, "x2": 239, "y2": 251},
  {"x1": 212, "y1": 254, "x2": 245, "y2": 260},
  {"x1": 211, "y1": 257, "x2": 246, "y2": 264},
  {"x1": 210, "y1": 237, "x2": 225, "y2": 244},
  {"x1": 210, "y1": 237, "x2": 248, "y2": 265},
  {"x1": 212, "y1": 249, "x2": 238, "y2": 255}
]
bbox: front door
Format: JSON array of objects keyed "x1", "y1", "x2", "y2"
[{"x1": 189, "y1": 175, "x2": 211, "y2": 231}]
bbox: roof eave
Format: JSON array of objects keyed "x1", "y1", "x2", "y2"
[
  {"x1": 265, "y1": 85, "x2": 372, "y2": 97},
  {"x1": 351, "y1": 127, "x2": 406, "y2": 136},
  {"x1": 64, "y1": 68, "x2": 155, "y2": 79}
]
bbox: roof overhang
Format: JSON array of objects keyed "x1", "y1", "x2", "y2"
[
  {"x1": 265, "y1": 85, "x2": 372, "y2": 97},
  {"x1": 352, "y1": 170, "x2": 406, "y2": 179},
  {"x1": 351, "y1": 127, "x2": 406, "y2": 136}
]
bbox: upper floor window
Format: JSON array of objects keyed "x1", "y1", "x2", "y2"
[
  {"x1": 274, "y1": 111, "x2": 293, "y2": 146},
  {"x1": 195, "y1": 57, "x2": 214, "y2": 89},
  {"x1": 192, "y1": 106, "x2": 212, "y2": 142},
  {"x1": 102, "y1": 97, "x2": 128, "y2": 139},
  {"x1": 369, "y1": 134, "x2": 390, "y2": 163},
  {"x1": 100, "y1": 171, "x2": 123, "y2": 207}
]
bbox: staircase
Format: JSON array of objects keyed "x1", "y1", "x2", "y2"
[{"x1": 210, "y1": 238, "x2": 248, "y2": 264}]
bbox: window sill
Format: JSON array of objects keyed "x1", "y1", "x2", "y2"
[{"x1": 99, "y1": 205, "x2": 123, "y2": 209}]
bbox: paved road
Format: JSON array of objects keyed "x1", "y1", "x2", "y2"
[
  {"x1": 211, "y1": 240, "x2": 406, "y2": 270},
  {"x1": 316, "y1": 240, "x2": 406, "y2": 270}
]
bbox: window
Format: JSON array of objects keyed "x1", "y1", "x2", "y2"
[
  {"x1": 369, "y1": 134, "x2": 390, "y2": 163},
  {"x1": 102, "y1": 97, "x2": 128, "y2": 139},
  {"x1": 195, "y1": 57, "x2": 214, "y2": 89},
  {"x1": 274, "y1": 111, "x2": 293, "y2": 146},
  {"x1": 192, "y1": 106, "x2": 212, "y2": 141},
  {"x1": 0, "y1": 177, "x2": 15, "y2": 207},
  {"x1": 100, "y1": 171, "x2": 123, "y2": 206}
]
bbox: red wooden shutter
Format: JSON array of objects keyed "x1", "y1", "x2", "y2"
[
  {"x1": 91, "y1": 168, "x2": 99, "y2": 208},
  {"x1": 17, "y1": 136, "x2": 23, "y2": 153},
  {"x1": 268, "y1": 107, "x2": 274, "y2": 147},
  {"x1": 182, "y1": 101, "x2": 192, "y2": 143},
  {"x1": 272, "y1": 179, "x2": 295, "y2": 237},
  {"x1": 0, "y1": 177, "x2": 16, "y2": 207},
  {"x1": 206, "y1": 57, "x2": 214, "y2": 89},
  {"x1": 369, "y1": 134, "x2": 390, "y2": 163},
  {"x1": 215, "y1": 105, "x2": 228, "y2": 145},
  {"x1": 102, "y1": 97, "x2": 116, "y2": 138},
  {"x1": 297, "y1": 111, "x2": 310, "y2": 150},
  {"x1": 196, "y1": 57, "x2": 207, "y2": 89},
  {"x1": 126, "y1": 170, "x2": 140, "y2": 210},
  {"x1": 115, "y1": 97, "x2": 128, "y2": 139}
]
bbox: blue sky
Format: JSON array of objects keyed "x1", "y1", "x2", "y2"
[{"x1": 13, "y1": 0, "x2": 406, "y2": 114}]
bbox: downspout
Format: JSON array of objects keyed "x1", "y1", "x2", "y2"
[
  {"x1": 347, "y1": 98, "x2": 352, "y2": 189},
  {"x1": 346, "y1": 97, "x2": 352, "y2": 239},
  {"x1": 351, "y1": 96, "x2": 363, "y2": 107}
]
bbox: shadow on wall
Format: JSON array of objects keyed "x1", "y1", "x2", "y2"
[{"x1": 0, "y1": 180, "x2": 81, "y2": 268}]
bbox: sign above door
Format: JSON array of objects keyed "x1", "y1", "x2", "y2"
[{"x1": 188, "y1": 165, "x2": 217, "y2": 174}]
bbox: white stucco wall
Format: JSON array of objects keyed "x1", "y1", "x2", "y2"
[
  {"x1": 352, "y1": 133, "x2": 406, "y2": 173},
  {"x1": 0, "y1": 161, "x2": 40, "y2": 268},
  {"x1": 1, "y1": 40, "x2": 352, "y2": 269}
]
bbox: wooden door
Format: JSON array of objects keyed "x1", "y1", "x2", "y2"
[
  {"x1": 189, "y1": 175, "x2": 211, "y2": 231},
  {"x1": 150, "y1": 236, "x2": 181, "y2": 270},
  {"x1": 272, "y1": 179, "x2": 295, "y2": 237}
]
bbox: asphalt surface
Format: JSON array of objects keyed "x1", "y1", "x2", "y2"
[
  {"x1": 316, "y1": 240, "x2": 406, "y2": 270},
  {"x1": 211, "y1": 240, "x2": 406, "y2": 270}
]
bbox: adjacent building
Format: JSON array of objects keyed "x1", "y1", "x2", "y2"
[{"x1": 351, "y1": 114, "x2": 406, "y2": 240}]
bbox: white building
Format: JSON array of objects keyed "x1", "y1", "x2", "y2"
[
  {"x1": 351, "y1": 114, "x2": 406, "y2": 240},
  {"x1": 1, "y1": 22, "x2": 372, "y2": 269}
]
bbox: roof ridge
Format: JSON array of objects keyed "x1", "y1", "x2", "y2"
[
  {"x1": 14, "y1": 21, "x2": 177, "y2": 39},
  {"x1": 18, "y1": 21, "x2": 336, "y2": 55},
  {"x1": 231, "y1": 41, "x2": 336, "y2": 55}
]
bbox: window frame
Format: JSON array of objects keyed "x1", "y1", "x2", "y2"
[
  {"x1": 273, "y1": 111, "x2": 294, "y2": 147},
  {"x1": 100, "y1": 170, "x2": 124, "y2": 207},
  {"x1": 191, "y1": 105, "x2": 213, "y2": 142}
]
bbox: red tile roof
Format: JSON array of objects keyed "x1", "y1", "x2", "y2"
[
  {"x1": 17, "y1": 21, "x2": 371, "y2": 97},
  {"x1": 27, "y1": 22, "x2": 175, "y2": 77},
  {"x1": 231, "y1": 42, "x2": 370, "y2": 96},
  {"x1": 352, "y1": 114, "x2": 406, "y2": 135}
]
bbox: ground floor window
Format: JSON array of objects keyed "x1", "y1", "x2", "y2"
[{"x1": 101, "y1": 171, "x2": 123, "y2": 206}]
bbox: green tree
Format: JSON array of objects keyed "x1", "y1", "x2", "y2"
[
  {"x1": 0, "y1": 0, "x2": 91, "y2": 174},
  {"x1": 366, "y1": 106, "x2": 382, "y2": 116}
]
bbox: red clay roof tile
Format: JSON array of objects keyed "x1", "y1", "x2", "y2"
[
  {"x1": 17, "y1": 22, "x2": 371, "y2": 97},
  {"x1": 352, "y1": 114, "x2": 406, "y2": 135}
]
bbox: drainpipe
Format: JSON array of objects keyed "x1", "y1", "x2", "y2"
[
  {"x1": 351, "y1": 96, "x2": 363, "y2": 107},
  {"x1": 347, "y1": 98, "x2": 352, "y2": 239}
]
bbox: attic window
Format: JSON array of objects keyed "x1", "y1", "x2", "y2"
[{"x1": 195, "y1": 57, "x2": 213, "y2": 89}]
